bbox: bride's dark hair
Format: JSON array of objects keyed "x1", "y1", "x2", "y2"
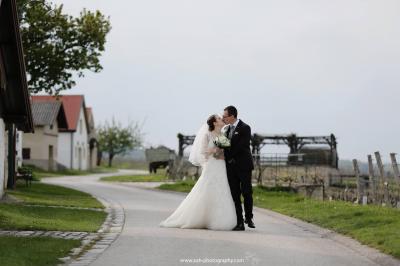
[{"x1": 207, "y1": 115, "x2": 217, "y2": 131}]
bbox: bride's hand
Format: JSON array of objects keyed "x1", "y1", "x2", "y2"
[
  {"x1": 216, "y1": 153, "x2": 225, "y2": 160},
  {"x1": 213, "y1": 148, "x2": 225, "y2": 160},
  {"x1": 206, "y1": 147, "x2": 217, "y2": 155}
]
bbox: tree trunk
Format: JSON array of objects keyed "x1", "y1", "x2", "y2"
[
  {"x1": 97, "y1": 151, "x2": 102, "y2": 166},
  {"x1": 108, "y1": 154, "x2": 114, "y2": 167}
]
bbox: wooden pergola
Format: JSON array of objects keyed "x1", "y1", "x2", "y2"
[
  {"x1": 176, "y1": 133, "x2": 338, "y2": 168},
  {"x1": 177, "y1": 133, "x2": 195, "y2": 157},
  {"x1": 251, "y1": 134, "x2": 338, "y2": 168}
]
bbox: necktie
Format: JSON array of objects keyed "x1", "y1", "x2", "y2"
[{"x1": 229, "y1": 125, "x2": 235, "y2": 139}]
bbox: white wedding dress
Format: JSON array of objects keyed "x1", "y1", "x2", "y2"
[{"x1": 159, "y1": 128, "x2": 237, "y2": 230}]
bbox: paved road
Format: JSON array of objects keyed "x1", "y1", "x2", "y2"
[{"x1": 44, "y1": 171, "x2": 398, "y2": 266}]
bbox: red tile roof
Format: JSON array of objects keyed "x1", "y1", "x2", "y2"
[{"x1": 31, "y1": 95, "x2": 89, "y2": 132}]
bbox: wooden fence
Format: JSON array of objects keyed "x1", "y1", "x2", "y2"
[{"x1": 351, "y1": 152, "x2": 400, "y2": 207}]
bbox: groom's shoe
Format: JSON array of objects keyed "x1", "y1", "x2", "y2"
[
  {"x1": 232, "y1": 223, "x2": 245, "y2": 231},
  {"x1": 245, "y1": 218, "x2": 255, "y2": 228}
]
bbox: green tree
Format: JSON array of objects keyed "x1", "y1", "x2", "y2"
[
  {"x1": 97, "y1": 119, "x2": 143, "y2": 167},
  {"x1": 17, "y1": 0, "x2": 111, "y2": 95}
]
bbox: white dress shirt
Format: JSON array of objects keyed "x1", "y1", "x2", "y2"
[{"x1": 229, "y1": 119, "x2": 240, "y2": 138}]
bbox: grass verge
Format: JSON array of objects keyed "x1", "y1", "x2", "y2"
[
  {"x1": 158, "y1": 180, "x2": 195, "y2": 192},
  {"x1": 101, "y1": 174, "x2": 167, "y2": 182},
  {"x1": 25, "y1": 164, "x2": 118, "y2": 180},
  {"x1": 0, "y1": 236, "x2": 80, "y2": 266},
  {"x1": 8, "y1": 182, "x2": 104, "y2": 209},
  {"x1": 3, "y1": 182, "x2": 106, "y2": 232},
  {"x1": 0, "y1": 204, "x2": 106, "y2": 232},
  {"x1": 157, "y1": 181, "x2": 400, "y2": 259}
]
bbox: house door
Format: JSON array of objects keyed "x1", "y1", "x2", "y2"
[{"x1": 48, "y1": 145, "x2": 54, "y2": 171}]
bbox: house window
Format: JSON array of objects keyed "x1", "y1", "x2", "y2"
[
  {"x1": 79, "y1": 119, "x2": 83, "y2": 134},
  {"x1": 50, "y1": 124, "x2": 53, "y2": 130},
  {"x1": 22, "y1": 148, "x2": 31, "y2": 160}
]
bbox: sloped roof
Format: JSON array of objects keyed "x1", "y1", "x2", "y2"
[
  {"x1": 0, "y1": 0, "x2": 33, "y2": 132},
  {"x1": 31, "y1": 101, "x2": 61, "y2": 126},
  {"x1": 86, "y1": 107, "x2": 94, "y2": 129},
  {"x1": 31, "y1": 95, "x2": 89, "y2": 132}
]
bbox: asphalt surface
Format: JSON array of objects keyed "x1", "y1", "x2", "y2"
[{"x1": 43, "y1": 170, "x2": 399, "y2": 266}]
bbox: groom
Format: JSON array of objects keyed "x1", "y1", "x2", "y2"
[{"x1": 222, "y1": 106, "x2": 255, "y2": 231}]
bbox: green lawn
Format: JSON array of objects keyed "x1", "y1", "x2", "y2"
[
  {"x1": 102, "y1": 160, "x2": 148, "y2": 170},
  {"x1": 8, "y1": 182, "x2": 104, "y2": 209},
  {"x1": 25, "y1": 164, "x2": 118, "y2": 180},
  {"x1": 101, "y1": 174, "x2": 167, "y2": 182},
  {"x1": 158, "y1": 180, "x2": 196, "y2": 192},
  {"x1": 157, "y1": 181, "x2": 400, "y2": 259},
  {"x1": 3, "y1": 182, "x2": 106, "y2": 232},
  {"x1": 0, "y1": 204, "x2": 106, "y2": 232},
  {"x1": 0, "y1": 236, "x2": 80, "y2": 266},
  {"x1": 0, "y1": 181, "x2": 108, "y2": 264}
]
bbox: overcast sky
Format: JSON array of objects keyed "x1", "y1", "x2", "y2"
[{"x1": 53, "y1": 0, "x2": 400, "y2": 161}]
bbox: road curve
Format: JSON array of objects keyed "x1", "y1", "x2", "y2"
[{"x1": 43, "y1": 171, "x2": 398, "y2": 266}]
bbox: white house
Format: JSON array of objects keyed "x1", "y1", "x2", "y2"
[
  {"x1": 86, "y1": 107, "x2": 98, "y2": 170},
  {"x1": 32, "y1": 95, "x2": 91, "y2": 170},
  {"x1": 23, "y1": 101, "x2": 68, "y2": 171},
  {"x1": 0, "y1": 0, "x2": 34, "y2": 196}
]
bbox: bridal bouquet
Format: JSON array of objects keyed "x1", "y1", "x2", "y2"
[{"x1": 213, "y1": 134, "x2": 231, "y2": 149}]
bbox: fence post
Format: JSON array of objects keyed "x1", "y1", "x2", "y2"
[
  {"x1": 375, "y1": 152, "x2": 389, "y2": 206},
  {"x1": 353, "y1": 159, "x2": 363, "y2": 204},
  {"x1": 390, "y1": 153, "x2": 400, "y2": 184},
  {"x1": 367, "y1": 155, "x2": 377, "y2": 203},
  {"x1": 390, "y1": 153, "x2": 400, "y2": 208}
]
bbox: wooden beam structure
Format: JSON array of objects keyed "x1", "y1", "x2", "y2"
[
  {"x1": 177, "y1": 133, "x2": 195, "y2": 157},
  {"x1": 251, "y1": 133, "x2": 338, "y2": 168},
  {"x1": 176, "y1": 132, "x2": 338, "y2": 168}
]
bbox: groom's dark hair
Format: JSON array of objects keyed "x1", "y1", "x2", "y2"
[{"x1": 224, "y1": 106, "x2": 238, "y2": 118}]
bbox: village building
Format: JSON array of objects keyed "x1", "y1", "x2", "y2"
[
  {"x1": 0, "y1": 0, "x2": 34, "y2": 196},
  {"x1": 22, "y1": 101, "x2": 67, "y2": 171},
  {"x1": 86, "y1": 107, "x2": 98, "y2": 170},
  {"x1": 31, "y1": 95, "x2": 96, "y2": 170}
]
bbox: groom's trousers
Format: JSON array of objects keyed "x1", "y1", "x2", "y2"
[{"x1": 226, "y1": 165, "x2": 253, "y2": 224}]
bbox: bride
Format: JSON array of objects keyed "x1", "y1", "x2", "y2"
[{"x1": 159, "y1": 114, "x2": 237, "y2": 230}]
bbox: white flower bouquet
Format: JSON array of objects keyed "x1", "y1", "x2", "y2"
[{"x1": 213, "y1": 134, "x2": 231, "y2": 149}]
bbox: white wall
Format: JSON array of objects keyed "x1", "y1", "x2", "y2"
[
  {"x1": 72, "y1": 108, "x2": 89, "y2": 170},
  {"x1": 16, "y1": 131, "x2": 23, "y2": 167},
  {"x1": 23, "y1": 124, "x2": 59, "y2": 171},
  {"x1": 57, "y1": 106, "x2": 89, "y2": 170},
  {"x1": 0, "y1": 119, "x2": 5, "y2": 197},
  {"x1": 58, "y1": 132, "x2": 72, "y2": 169}
]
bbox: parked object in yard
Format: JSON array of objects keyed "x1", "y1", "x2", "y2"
[
  {"x1": 145, "y1": 146, "x2": 176, "y2": 174},
  {"x1": 16, "y1": 166, "x2": 33, "y2": 187}
]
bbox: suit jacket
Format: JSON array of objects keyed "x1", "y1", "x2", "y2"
[{"x1": 224, "y1": 120, "x2": 254, "y2": 171}]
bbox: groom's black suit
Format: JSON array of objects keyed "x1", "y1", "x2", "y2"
[{"x1": 224, "y1": 120, "x2": 254, "y2": 225}]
